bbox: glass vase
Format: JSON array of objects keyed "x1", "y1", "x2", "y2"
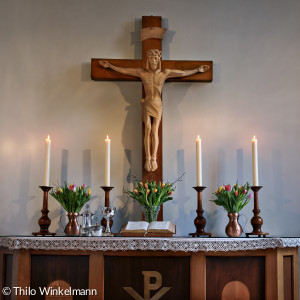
[{"x1": 142, "y1": 206, "x2": 160, "y2": 223}]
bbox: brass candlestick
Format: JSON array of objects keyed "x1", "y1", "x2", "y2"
[
  {"x1": 100, "y1": 186, "x2": 114, "y2": 230},
  {"x1": 32, "y1": 186, "x2": 56, "y2": 236},
  {"x1": 246, "y1": 186, "x2": 269, "y2": 237},
  {"x1": 189, "y1": 186, "x2": 212, "y2": 237}
]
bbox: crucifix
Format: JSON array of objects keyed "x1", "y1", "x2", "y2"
[{"x1": 91, "y1": 16, "x2": 212, "y2": 220}]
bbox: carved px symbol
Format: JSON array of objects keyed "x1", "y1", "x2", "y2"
[{"x1": 123, "y1": 271, "x2": 171, "y2": 300}]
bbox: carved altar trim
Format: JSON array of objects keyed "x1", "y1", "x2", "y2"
[{"x1": 1, "y1": 237, "x2": 300, "y2": 252}]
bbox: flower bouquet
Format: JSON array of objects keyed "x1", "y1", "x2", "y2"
[
  {"x1": 124, "y1": 179, "x2": 176, "y2": 222},
  {"x1": 50, "y1": 182, "x2": 92, "y2": 235},
  {"x1": 211, "y1": 182, "x2": 252, "y2": 237},
  {"x1": 50, "y1": 183, "x2": 92, "y2": 213},
  {"x1": 211, "y1": 182, "x2": 252, "y2": 213}
]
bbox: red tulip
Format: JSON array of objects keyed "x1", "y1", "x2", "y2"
[{"x1": 225, "y1": 185, "x2": 231, "y2": 191}]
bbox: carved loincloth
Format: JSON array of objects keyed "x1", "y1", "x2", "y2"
[{"x1": 141, "y1": 97, "x2": 162, "y2": 122}]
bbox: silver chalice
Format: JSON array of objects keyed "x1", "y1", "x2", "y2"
[{"x1": 102, "y1": 206, "x2": 116, "y2": 236}]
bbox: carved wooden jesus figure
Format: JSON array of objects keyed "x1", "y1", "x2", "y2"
[{"x1": 99, "y1": 49, "x2": 209, "y2": 172}]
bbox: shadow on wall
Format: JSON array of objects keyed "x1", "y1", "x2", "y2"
[
  {"x1": 16, "y1": 151, "x2": 36, "y2": 234},
  {"x1": 83, "y1": 149, "x2": 92, "y2": 187},
  {"x1": 113, "y1": 148, "x2": 144, "y2": 233},
  {"x1": 53, "y1": 149, "x2": 102, "y2": 234},
  {"x1": 237, "y1": 148, "x2": 244, "y2": 184},
  {"x1": 49, "y1": 149, "x2": 69, "y2": 234},
  {"x1": 202, "y1": 148, "x2": 249, "y2": 236},
  {"x1": 162, "y1": 147, "x2": 200, "y2": 236},
  {"x1": 172, "y1": 149, "x2": 194, "y2": 236}
]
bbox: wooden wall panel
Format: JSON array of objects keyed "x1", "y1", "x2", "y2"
[
  {"x1": 283, "y1": 256, "x2": 293, "y2": 300},
  {"x1": 2, "y1": 254, "x2": 13, "y2": 300}
]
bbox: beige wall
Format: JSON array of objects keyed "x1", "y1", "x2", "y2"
[{"x1": 0, "y1": 0, "x2": 300, "y2": 237}]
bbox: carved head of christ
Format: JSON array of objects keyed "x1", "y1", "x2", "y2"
[{"x1": 146, "y1": 49, "x2": 162, "y2": 71}]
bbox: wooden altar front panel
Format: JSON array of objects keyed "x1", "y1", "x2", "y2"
[
  {"x1": 104, "y1": 256, "x2": 190, "y2": 299},
  {"x1": 30, "y1": 255, "x2": 89, "y2": 300},
  {"x1": 190, "y1": 247, "x2": 299, "y2": 300},
  {"x1": 0, "y1": 247, "x2": 299, "y2": 300},
  {"x1": 206, "y1": 256, "x2": 265, "y2": 299}
]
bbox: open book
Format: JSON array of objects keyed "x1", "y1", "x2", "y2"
[{"x1": 120, "y1": 221, "x2": 176, "y2": 237}]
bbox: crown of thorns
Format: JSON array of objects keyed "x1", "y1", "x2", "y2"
[{"x1": 147, "y1": 49, "x2": 162, "y2": 58}]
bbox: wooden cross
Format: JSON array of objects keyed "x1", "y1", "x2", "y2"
[{"x1": 91, "y1": 16, "x2": 212, "y2": 220}]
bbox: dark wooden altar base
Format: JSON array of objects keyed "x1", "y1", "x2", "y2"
[
  {"x1": 189, "y1": 232, "x2": 212, "y2": 237},
  {"x1": 0, "y1": 246, "x2": 299, "y2": 300},
  {"x1": 246, "y1": 232, "x2": 269, "y2": 238}
]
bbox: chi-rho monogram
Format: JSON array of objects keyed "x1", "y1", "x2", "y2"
[{"x1": 123, "y1": 271, "x2": 171, "y2": 300}]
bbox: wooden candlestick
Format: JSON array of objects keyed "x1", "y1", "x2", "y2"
[
  {"x1": 100, "y1": 186, "x2": 114, "y2": 229},
  {"x1": 32, "y1": 186, "x2": 56, "y2": 236},
  {"x1": 189, "y1": 186, "x2": 212, "y2": 237},
  {"x1": 246, "y1": 186, "x2": 269, "y2": 237}
]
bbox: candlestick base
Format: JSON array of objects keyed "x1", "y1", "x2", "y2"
[
  {"x1": 100, "y1": 186, "x2": 114, "y2": 234},
  {"x1": 189, "y1": 186, "x2": 212, "y2": 237},
  {"x1": 245, "y1": 186, "x2": 269, "y2": 238},
  {"x1": 32, "y1": 186, "x2": 56, "y2": 236}
]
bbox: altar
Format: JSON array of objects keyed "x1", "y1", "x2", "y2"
[{"x1": 0, "y1": 236, "x2": 299, "y2": 300}]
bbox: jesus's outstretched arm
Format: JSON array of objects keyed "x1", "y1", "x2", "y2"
[
  {"x1": 165, "y1": 65, "x2": 210, "y2": 79},
  {"x1": 99, "y1": 60, "x2": 141, "y2": 77}
]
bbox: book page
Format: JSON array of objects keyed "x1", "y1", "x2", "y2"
[
  {"x1": 148, "y1": 221, "x2": 176, "y2": 234},
  {"x1": 148, "y1": 221, "x2": 171, "y2": 230},
  {"x1": 124, "y1": 221, "x2": 149, "y2": 231}
]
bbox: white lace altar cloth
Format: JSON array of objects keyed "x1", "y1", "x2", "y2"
[{"x1": 1, "y1": 237, "x2": 300, "y2": 252}]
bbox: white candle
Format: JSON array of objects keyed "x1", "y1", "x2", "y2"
[
  {"x1": 43, "y1": 135, "x2": 51, "y2": 186},
  {"x1": 105, "y1": 135, "x2": 111, "y2": 186},
  {"x1": 196, "y1": 135, "x2": 202, "y2": 186},
  {"x1": 252, "y1": 136, "x2": 259, "y2": 186}
]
